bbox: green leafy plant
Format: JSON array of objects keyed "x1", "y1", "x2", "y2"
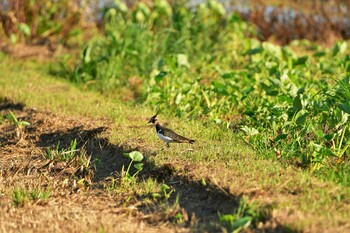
[
  {"x1": 152, "y1": 183, "x2": 175, "y2": 200},
  {"x1": 7, "y1": 111, "x2": 30, "y2": 139},
  {"x1": 219, "y1": 197, "x2": 270, "y2": 232},
  {"x1": 43, "y1": 139, "x2": 92, "y2": 186},
  {"x1": 7, "y1": 111, "x2": 30, "y2": 128},
  {"x1": 12, "y1": 189, "x2": 28, "y2": 207},
  {"x1": 122, "y1": 151, "x2": 144, "y2": 183},
  {"x1": 12, "y1": 188, "x2": 51, "y2": 207},
  {"x1": 45, "y1": 139, "x2": 78, "y2": 161},
  {"x1": 29, "y1": 188, "x2": 51, "y2": 201}
]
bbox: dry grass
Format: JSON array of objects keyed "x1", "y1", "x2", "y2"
[{"x1": 0, "y1": 101, "x2": 187, "y2": 233}]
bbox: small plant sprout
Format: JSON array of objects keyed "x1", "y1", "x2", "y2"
[
  {"x1": 44, "y1": 139, "x2": 79, "y2": 161},
  {"x1": 12, "y1": 189, "x2": 28, "y2": 207},
  {"x1": 151, "y1": 183, "x2": 175, "y2": 200},
  {"x1": 12, "y1": 188, "x2": 51, "y2": 207},
  {"x1": 7, "y1": 111, "x2": 30, "y2": 139},
  {"x1": 122, "y1": 151, "x2": 144, "y2": 183},
  {"x1": 161, "y1": 184, "x2": 174, "y2": 200},
  {"x1": 219, "y1": 197, "x2": 270, "y2": 232}
]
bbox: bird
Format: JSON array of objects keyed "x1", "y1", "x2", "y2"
[{"x1": 148, "y1": 112, "x2": 195, "y2": 148}]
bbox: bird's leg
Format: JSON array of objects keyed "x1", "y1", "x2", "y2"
[{"x1": 166, "y1": 143, "x2": 170, "y2": 148}]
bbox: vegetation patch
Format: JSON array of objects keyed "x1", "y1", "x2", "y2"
[
  {"x1": 57, "y1": 0, "x2": 350, "y2": 186},
  {"x1": 1, "y1": 56, "x2": 349, "y2": 232}
]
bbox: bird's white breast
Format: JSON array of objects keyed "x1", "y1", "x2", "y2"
[{"x1": 157, "y1": 131, "x2": 174, "y2": 143}]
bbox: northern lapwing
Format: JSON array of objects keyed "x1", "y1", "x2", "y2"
[{"x1": 148, "y1": 113, "x2": 195, "y2": 148}]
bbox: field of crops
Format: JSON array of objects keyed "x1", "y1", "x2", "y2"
[{"x1": 1, "y1": 0, "x2": 350, "y2": 232}]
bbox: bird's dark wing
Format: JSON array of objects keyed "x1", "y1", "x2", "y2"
[{"x1": 162, "y1": 126, "x2": 193, "y2": 143}]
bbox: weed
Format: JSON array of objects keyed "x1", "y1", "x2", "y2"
[
  {"x1": 12, "y1": 189, "x2": 28, "y2": 207},
  {"x1": 44, "y1": 139, "x2": 78, "y2": 162},
  {"x1": 121, "y1": 151, "x2": 144, "y2": 184},
  {"x1": 44, "y1": 141, "x2": 60, "y2": 160},
  {"x1": 29, "y1": 188, "x2": 51, "y2": 201},
  {"x1": 43, "y1": 139, "x2": 93, "y2": 186},
  {"x1": 219, "y1": 197, "x2": 271, "y2": 232},
  {"x1": 152, "y1": 184, "x2": 175, "y2": 201},
  {"x1": 12, "y1": 187, "x2": 51, "y2": 207},
  {"x1": 6, "y1": 111, "x2": 30, "y2": 139}
]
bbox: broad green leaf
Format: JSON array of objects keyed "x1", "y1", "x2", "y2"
[
  {"x1": 134, "y1": 163, "x2": 143, "y2": 171},
  {"x1": 219, "y1": 214, "x2": 235, "y2": 223},
  {"x1": 313, "y1": 51, "x2": 326, "y2": 57},
  {"x1": 274, "y1": 134, "x2": 288, "y2": 142},
  {"x1": 212, "y1": 81, "x2": 229, "y2": 95},
  {"x1": 233, "y1": 216, "x2": 252, "y2": 229},
  {"x1": 338, "y1": 103, "x2": 350, "y2": 114},
  {"x1": 17, "y1": 23, "x2": 31, "y2": 36},
  {"x1": 129, "y1": 151, "x2": 143, "y2": 162},
  {"x1": 296, "y1": 113, "x2": 308, "y2": 125},
  {"x1": 152, "y1": 193, "x2": 161, "y2": 198},
  {"x1": 324, "y1": 133, "x2": 335, "y2": 141},
  {"x1": 293, "y1": 56, "x2": 308, "y2": 67},
  {"x1": 333, "y1": 41, "x2": 347, "y2": 56},
  {"x1": 246, "y1": 47, "x2": 263, "y2": 55},
  {"x1": 293, "y1": 95, "x2": 302, "y2": 113},
  {"x1": 261, "y1": 83, "x2": 278, "y2": 96},
  {"x1": 221, "y1": 72, "x2": 235, "y2": 79},
  {"x1": 289, "y1": 84, "x2": 298, "y2": 97},
  {"x1": 155, "y1": 71, "x2": 167, "y2": 83},
  {"x1": 314, "y1": 130, "x2": 324, "y2": 138},
  {"x1": 161, "y1": 184, "x2": 170, "y2": 192},
  {"x1": 19, "y1": 121, "x2": 30, "y2": 126},
  {"x1": 262, "y1": 42, "x2": 281, "y2": 57},
  {"x1": 313, "y1": 143, "x2": 336, "y2": 157}
]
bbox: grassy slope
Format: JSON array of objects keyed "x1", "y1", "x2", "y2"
[{"x1": 0, "y1": 53, "x2": 349, "y2": 232}]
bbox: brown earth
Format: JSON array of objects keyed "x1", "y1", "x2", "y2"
[{"x1": 0, "y1": 98, "x2": 292, "y2": 232}]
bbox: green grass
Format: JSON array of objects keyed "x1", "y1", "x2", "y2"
[
  {"x1": 219, "y1": 197, "x2": 272, "y2": 232},
  {"x1": 12, "y1": 188, "x2": 51, "y2": 207},
  {"x1": 45, "y1": 139, "x2": 78, "y2": 161},
  {"x1": 1, "y1": 52, "x2": 349, "y2": 231}
]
